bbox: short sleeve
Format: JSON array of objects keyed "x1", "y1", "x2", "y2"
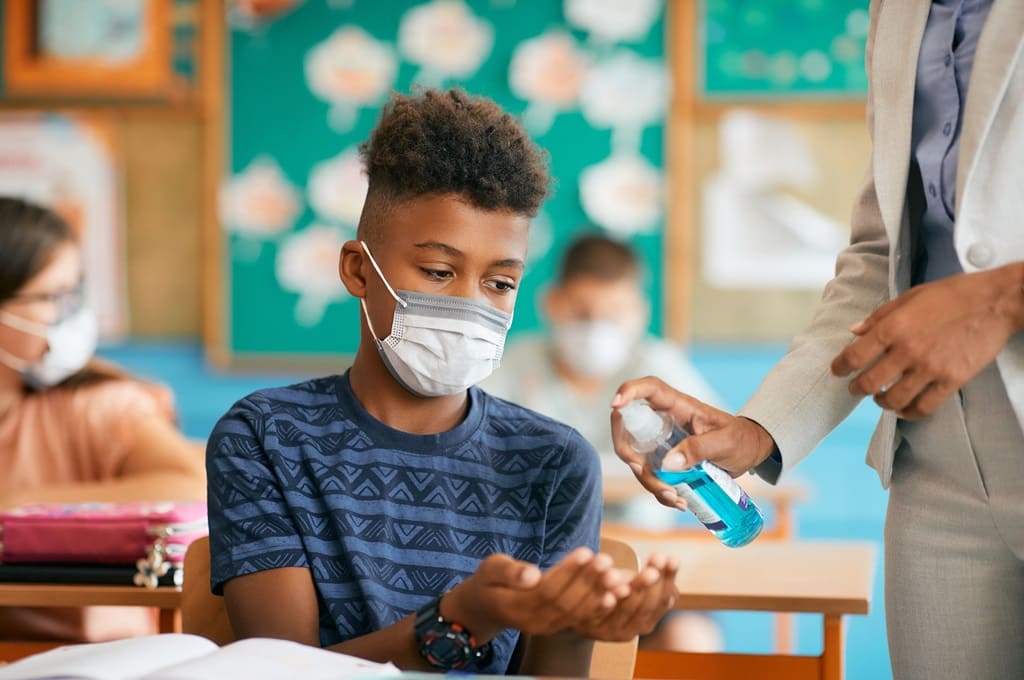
[
  {"x1": 69, "y1": 380, "x2": 176, "y2": 481},
  {"x1": 539, "y1": 429, "x2": 603, "y2": 570},
  {"x1": 206, "y1": 396, "x2": 308, "y2": 595}
]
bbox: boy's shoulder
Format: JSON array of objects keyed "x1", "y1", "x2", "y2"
[
  {"x1": 216, "y1": 375, "x2": 344, "y2": 430},
  {"x1": 236, "y1": 375, "x2": 342, "y2": 408}
]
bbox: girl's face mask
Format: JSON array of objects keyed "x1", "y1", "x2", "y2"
[
  {"x1": 0, "y1": 305, "x2": 98, "y2": 389},
  {"x1": 359, "y1": 241, "x2": 512, "y2": 398}
]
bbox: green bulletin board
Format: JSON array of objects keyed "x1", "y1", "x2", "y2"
[
  {"x1": 701, "y1": 0, "x2": 870, "y2": 98},
  {"x1": 222, "y1": 0, "x2": 668, "y2": 360}
]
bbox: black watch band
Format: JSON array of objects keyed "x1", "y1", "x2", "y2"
[{"x1": 413, "y1": 595, "x2": 493, "y2": 671}]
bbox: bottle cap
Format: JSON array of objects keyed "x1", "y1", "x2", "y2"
[{"x1": 618, "y1": 400, "x2": 664, "y2": 445}]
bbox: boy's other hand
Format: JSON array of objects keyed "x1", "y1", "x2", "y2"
[
  {"x1": 443, "y1": 547, "x2": 630, "y2": 641},
  {"x1": 572, "y1": 553, "x2": 680, "y2": 642}
]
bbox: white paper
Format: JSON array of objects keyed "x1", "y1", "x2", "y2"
[
  {"x1": 0, "y1": 635, "x2": 400, "y2": 680},
  {"x1": 702, "y1": 110, "x2": 847, "y2": 289},
  {"x1": 147, "y1": 638, "x2": 400, "y2": 680},
  {"x1": 0, "y1": 635, "x2": 217, "y2": 680}
]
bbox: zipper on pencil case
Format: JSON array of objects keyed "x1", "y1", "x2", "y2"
[{"x1": 146, "y1": 518, "x2": 209, "y2": 538}]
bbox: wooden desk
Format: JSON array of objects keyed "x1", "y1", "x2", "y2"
[
  {"x1": 602, "y1": 473, "x2": 811, "y2": 654},
  {"x1": 0, "y1": 584, "x2": 183, "y2": 662},
  {"x1": 626, "y1": 540, "x2": 876, "y2": 680}
]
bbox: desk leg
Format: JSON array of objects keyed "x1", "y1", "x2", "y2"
[
  {"x1": 775, "y1": 612, "x2": 795, "y2": 654},
  {"x1": 821, "y1": 613, "x2": 845, "y2": 680},
  {"x1": 159, "y1": 607, "x2": 182, "y2": 634},
  {"x1": 771, "y1": 501, "x2": 797, "y2": 654}
]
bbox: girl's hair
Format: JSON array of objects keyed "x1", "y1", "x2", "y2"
[{"x1": 0, "y1": 197, "x2": 126, "y2": 390}]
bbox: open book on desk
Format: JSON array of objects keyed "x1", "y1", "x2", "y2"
[{"x1": 0, "y1": 634, "x2": 400, "y2": 680}]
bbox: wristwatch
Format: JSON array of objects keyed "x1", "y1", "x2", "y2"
[{"x1": 414, "y1": 594, "x2": 493, "y2": 671}]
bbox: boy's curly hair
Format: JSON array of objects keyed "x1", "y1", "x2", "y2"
[{"x1": 357, "y1": 88, "x2": 550, "y2": 240}]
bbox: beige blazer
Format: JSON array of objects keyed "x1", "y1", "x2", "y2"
[{"x1": 739, "y1": 0, "x2": 1024, "y2": 488}]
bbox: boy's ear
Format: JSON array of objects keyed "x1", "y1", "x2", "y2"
[{"x1": 339, "y1": 240, "x2": 368, "y2": 298}]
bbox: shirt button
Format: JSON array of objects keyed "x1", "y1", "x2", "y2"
[
  {"x1": 943, "y1": 122, "x2": 952, "y2": 136},
  {"x1": 945, "y1": 54, "x2": 952, "y2": 67},
  {"x1": 966, "y1": 242, "x2": 995, "y2": 268},
  {"x1": 928, "y1": 183, "x2": 938, "y2": 197}
]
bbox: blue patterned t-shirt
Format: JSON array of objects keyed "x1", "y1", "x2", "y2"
[{"x1": 206, "y1": 371, "x2": 602, "y2": 674}]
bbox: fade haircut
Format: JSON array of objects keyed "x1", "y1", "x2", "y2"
[
  {"x1": 558, "y1": 232, "x2": 641, "y2": 284},
  {"x1": 357, "y1": 88, "x2": 551, "y2": 242}
]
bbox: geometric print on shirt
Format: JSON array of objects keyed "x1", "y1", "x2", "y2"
[{"x1": 206, "y1": 372, "x2": 602, "y2": 674}]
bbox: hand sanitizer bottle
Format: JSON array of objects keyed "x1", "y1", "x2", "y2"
[{"x1": 618, "y1": 399, "x2": 764, "y2": 548}]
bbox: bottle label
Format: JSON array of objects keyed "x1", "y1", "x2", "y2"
[
  {"x1": 673, "y1": 484, "x2": 727, "y2": 531},
  {"x1": 700, "y1": 461, "x2": 753, "y2": 511}
]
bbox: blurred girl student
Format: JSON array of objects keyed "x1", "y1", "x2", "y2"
[{"x1": 0, "y1": 197, "x2": 205, "y2": 642}]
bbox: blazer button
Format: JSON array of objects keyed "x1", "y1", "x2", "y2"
[{"x1": 966, "y1": 242, "x2": 995, "y2": 268}]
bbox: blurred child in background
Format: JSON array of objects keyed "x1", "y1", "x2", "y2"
[
  {"x1": 0, "y1": 197, "x2": 206, "y2": 642},
  {"x1": 484, "y1": 233, "x2": 719, "y2": 461},
  {"x1": 484, "y1": 233, "x2": 723, "y2": 652}
]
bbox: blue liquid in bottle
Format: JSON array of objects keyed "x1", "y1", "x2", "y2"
[{"x1": 619, "y1": 400, "x2": 763, "y2": 548}]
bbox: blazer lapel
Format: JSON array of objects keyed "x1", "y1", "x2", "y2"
[
  {"x1": 956, "y1": 0, "x2": 1024, "y2": 212},
  {"x1": 870, "y1": 0, "x2": 931, "y2": 242}
]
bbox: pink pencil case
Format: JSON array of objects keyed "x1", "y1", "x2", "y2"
[{"x1": 0, "y1": 501, "x2": 208, "y2": 588}]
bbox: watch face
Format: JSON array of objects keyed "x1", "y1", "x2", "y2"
[{"x1": 422, "y1": 628, "x2": 473, "y2": 669}]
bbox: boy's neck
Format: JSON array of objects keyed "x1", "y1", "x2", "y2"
[{"x1": 348, "y1": 346, "x2": 470, "y2": 435}]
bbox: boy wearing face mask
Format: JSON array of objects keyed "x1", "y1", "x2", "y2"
[
  {"x1": 206, "y1": 89, "x2": 679, "y2": 676},
  {"x1": 484, "y1": 234, "x2": 719, "y2": 465}
]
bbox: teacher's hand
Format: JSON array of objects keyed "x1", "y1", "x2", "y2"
[
  {"x1": 832, "y1": 263, "x2": 1024, "y2": 419},
  {"x1": 610, "y1": 377, "x2": 778, "y2": 510}
]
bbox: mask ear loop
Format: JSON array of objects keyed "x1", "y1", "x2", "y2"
[
  {"x1": 359, "y1": 241, "x2": 408, "y2": 309},
  {"x1": 0, "y1": 346, "x2": 29, "y2": 371},
  {"x1": 0, "y1": 310, "x2": 49, "y2": 337},
  {"x1": 358, "y1": 241, "x2": 408, "y2": 341},
  {"x1": 0, "y1": 311, "x2": 49, "y2": 372}
]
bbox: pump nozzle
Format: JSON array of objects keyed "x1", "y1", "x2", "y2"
[{"x1": 618, "y1": 399, "x2": 667, "y2": 446}]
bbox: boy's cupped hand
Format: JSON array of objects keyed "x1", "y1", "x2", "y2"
[
  {"x1": 443, "y1": 547, "x2": 628, "y2": 641},
  {"x1": 442, "y1": 547, "x2": 678, "y2": 643},
  {"x1": 572, "y1": 553, "x2": 680, "y2": 641}
]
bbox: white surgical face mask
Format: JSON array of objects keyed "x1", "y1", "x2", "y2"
[
  {"x1": 0, "y1": 305, "x2": 98, "y2": 389},
  {"x1": 358, "y1": 241, "x2": 513, "y2": 398},
  {"x1": 553, "y1": 319, "x2": 637, "y2": 379}
]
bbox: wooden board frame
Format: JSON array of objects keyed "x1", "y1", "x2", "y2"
[{"x1": 3, "y1": 0, "x2": 177, "y2": 99}]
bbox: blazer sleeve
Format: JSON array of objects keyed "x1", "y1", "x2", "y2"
[{"x1": 739, "y1": 0, "x2": 892, "y2": 482}]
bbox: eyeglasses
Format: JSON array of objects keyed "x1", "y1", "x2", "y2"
[{"x1": 5, "y1": 280, "x2": 86, "y2": 320}]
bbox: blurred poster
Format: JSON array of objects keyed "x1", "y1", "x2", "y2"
[
  {"x1": 0, "y1": 113, "x2": 125, "y2": 338},
  {"x1": 702, "y1": 110, "x2": 847, "y2": 289},
  {"x1": 38, "y1": 0, "x2": 148, "y2": 64}
]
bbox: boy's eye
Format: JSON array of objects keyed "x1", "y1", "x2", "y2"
[
  {"x1": 486, "y1": 279, "x2": 517, "y2": 293},
  {"x1": 421, "y1": 268, "x2": 453, "y2": 280}
]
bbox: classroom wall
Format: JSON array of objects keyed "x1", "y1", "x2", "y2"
[
  {"x1": 218, "y1": 0, "x2": 669, "y2": 362},
  {"x1": 0, "y1": 106, "x2": 206, "y2": 338},
  {"x1": 120, "y1": 115, "x2": 204, "y2": 337},
  {"x1": 0, "y1": 0, "x2": 205, "y2": 339},
  {"x1": 691, "y1": 116, "x2": 871, "y2": 341},
  {"x1": 0, "y1": 1, "x2": 874, "y2": 348}
]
